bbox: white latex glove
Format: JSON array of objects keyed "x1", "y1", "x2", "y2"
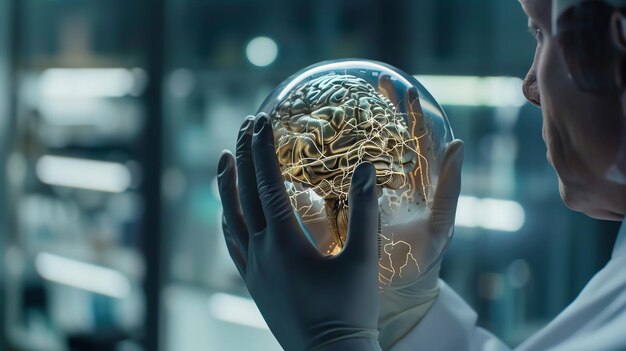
[
  {"x1": 378, "y1": 139, "x2": 463, "y2": 350},
  {"x1": 377, "y1": 76, "x2": 465, "y2": 350}
]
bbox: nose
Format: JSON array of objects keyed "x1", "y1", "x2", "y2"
[{"x1": 523, "y1": 68, "x2": 541, "y2": 107}]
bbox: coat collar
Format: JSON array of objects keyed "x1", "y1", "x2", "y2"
[{"x1": 613, "y1": 219, "x2": 626, "y2": 259}]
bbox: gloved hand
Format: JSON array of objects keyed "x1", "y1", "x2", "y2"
[
  {"x1": 376, "y1": 77, "x2": 465, "y2": 350},
  {"x1": 217, "y1": 113, "x2": 383, "y2": 351},
  {"x1": 377, "y1": 140, "x2": 463, "y2": 350}
]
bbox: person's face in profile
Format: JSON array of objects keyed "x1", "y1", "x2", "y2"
[{"x1": 520, "y1": 0, "x2": 626, "y2": 220}]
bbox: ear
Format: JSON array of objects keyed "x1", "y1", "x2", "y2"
[
  {"x1": 611, "y1": 10, "x2": 626, "y2": 50},
  {"x1": 610, "y1": 10, "x2": 626, "y2": 88}
]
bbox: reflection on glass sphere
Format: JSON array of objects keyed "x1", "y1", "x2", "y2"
[{"x1": 258, "y1": 59, "x2": 454, "y2": 288}]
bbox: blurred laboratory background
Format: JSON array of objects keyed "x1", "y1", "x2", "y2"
[{"x1": 0, "y1": 0, "x2": 620, "y2": 350}]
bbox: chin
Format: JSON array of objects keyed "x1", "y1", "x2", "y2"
[{"x1": 558, "y1": 178, "x2": 624, "y2": 221}]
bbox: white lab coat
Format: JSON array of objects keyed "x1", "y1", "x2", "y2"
[{"x1": 391, "y1": 221, "x2": 626, "y2": 351}]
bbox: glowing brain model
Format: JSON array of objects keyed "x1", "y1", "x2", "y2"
[{"x1": 271, "y1": 75, "x2": 418, "y2": 252}]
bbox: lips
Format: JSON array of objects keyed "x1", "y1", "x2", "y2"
[{"x1": 542, "y1": 125, "x2": 554, "y2": 165}]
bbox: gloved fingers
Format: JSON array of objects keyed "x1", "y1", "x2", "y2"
[
  {"x1": 378, "y1": 74, "x2": 398, "y2": 107},
  {"x1": 222, "y1": 216, "x2": 247, "y2": 277},
  {"x1": 236, "y1": 115, "x2": 267, "y2": 233},
  {"x1": 251, "y1": 114, "x2": 319, "y2": 257},
  {"x1": 431, "y1": 139, "x2": 464, "y2": 232},
  {"x1": 338, "y1": 162, "x2": 379, "y2": 264},
  {"x1": 217, "y1": 150, "x2": 249, "y2": 259},
  {"x1": 251, "y1": 114, "x2": 298, "y2": 228}
]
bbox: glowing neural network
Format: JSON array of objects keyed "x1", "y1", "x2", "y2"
[{"x1": 270, "y1": 74, "x2": 432, "y2": 286}]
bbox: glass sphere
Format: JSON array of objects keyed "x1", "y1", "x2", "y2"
[{"x1": 258, "y1": 59, "x2": 454, "y2": 288}]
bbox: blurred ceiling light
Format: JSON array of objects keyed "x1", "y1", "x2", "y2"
[
  {"x1": 36, "y1": 155, "x2": 132, "y2": 193},
  {"x1": 455, "y1": 195, "x2": 482, "y2": 228},
  {"x1": 39, "y1": 68, "x2": 135, "y2": 98},
  {"x1": 35, "y1": 252, "x2": 131, "y2": 299},
  {"x1": 414, "y1": 75, "x2": 527, "y2": 107},
  {"x1": 208, "y1": 293, "x2": 268, "y2": 330},
  {"x1": 39, "y1": 98, "x2": 139, "y2": 128},
  {"x1": 480, "y1": 198, "x2": 526, "y2": 232},
  {"x1": 246, "y1": 36, "x2": 278, "y2": 67},
  {"x1": 456, "y1": 195, "x2": 526, "y2": 232}
]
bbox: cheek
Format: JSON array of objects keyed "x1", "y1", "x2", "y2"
[
  {"x1": 539, "y1": 40, "x2": 621, "y2": 163},
  {"x1": 536, "y1": 38, "x2": 625, "y2": 211},
  {"x1": 535, "y1": 43, "x2": 573, "y2": 166}
]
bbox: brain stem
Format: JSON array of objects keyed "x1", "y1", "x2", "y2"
[{"x1": 324, "y1": 198, "x2": 349, "y2": 249}]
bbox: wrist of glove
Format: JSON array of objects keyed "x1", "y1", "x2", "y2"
[{"x1": 377, "y1": 256, "x2": 442, "y2": 350}]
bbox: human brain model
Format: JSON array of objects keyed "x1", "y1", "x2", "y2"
[{"x1": 270, "y1": 75, "x2": 418, "y2": 252}]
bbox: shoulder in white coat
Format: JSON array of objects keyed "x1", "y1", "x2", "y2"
[{"x1": 392, "y1": 221, "x2": 626, "y2": 351}]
